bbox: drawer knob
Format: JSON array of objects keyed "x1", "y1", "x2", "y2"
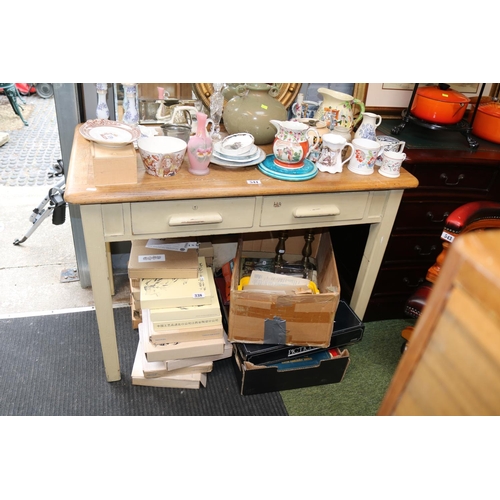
[
  {"x1": 414, "y1": 245, "x2": 437, "y2": 256},
  {"x1": 440, "y1": 173, "x2": 465, "y2": 186},
  {"x1": 293, "y1": 205, "x2": 340, "y2": 218},
  {"x1": 169, "y1": 213, "x2": 223, "y2": 226},
  {"x1": 426, "y1": 211, "x2": 449, "y2": 224}
]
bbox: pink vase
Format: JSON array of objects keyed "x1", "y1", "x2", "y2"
[{"x1": 187, "y1": 112, "x2": 213, "y2": 175}]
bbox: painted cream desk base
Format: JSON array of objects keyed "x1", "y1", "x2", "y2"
[{"x1": 66, "y1": 130, "x2": 418, "y2": 382}]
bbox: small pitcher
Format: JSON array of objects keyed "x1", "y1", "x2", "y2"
[
  {"x1": 317, "y1": 134, "x2": 354, "y2": 174},
  {"x1": 354, "y1": 112, "x2": 382, "y2": 141},
  {"x1": 270, "y1": 119, "x2": 320, "y2": 168}
]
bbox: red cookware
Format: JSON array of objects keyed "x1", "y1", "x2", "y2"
[
  {"x1": 411, "y1": 85, "x2": 470, "y2": 125},
  {"x1": 472, "y1": 100, "x2": 500, "y2": 144}
]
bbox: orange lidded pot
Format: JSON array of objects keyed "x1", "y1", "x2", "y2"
[
  {"x1": 411, "y1": 85, "x2": 470, "y2": 125},
  {"x1": 472, "y1": 100, "x2": 500, "y2": 144}
]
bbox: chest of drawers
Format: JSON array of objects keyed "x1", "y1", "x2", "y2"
[{"x1": 331, "y1": 147, "x2": 500, "y2": 321}]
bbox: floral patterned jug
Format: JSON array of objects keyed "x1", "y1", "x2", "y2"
[{"x1": 270, "y1": 120, "x2": 319, "y2": 168}]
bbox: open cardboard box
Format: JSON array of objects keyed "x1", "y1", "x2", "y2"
[
  {"x1": 232, "y1": 343, "x2": 350, "y2": 395},
  {"x1": 228, "y1": 229, "x2": 340, "y2": 347}
]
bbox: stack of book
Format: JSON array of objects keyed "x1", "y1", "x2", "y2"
[{"x1": 128, "y1": 239, "x2": 231, "y2": 390}]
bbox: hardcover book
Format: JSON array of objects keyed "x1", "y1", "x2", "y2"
[
  {"x1": 164, "y1": 332, "x2": 233, "y2": 371},
  {"x1": 128, "y1": 239, "x2": 199, "y2": 279},
  {"x1": 140, "y1": 257, "x2": 213, "y2": 309},
  {"x1": 143, "y1": 308, "x2": 223, "y2": 345},
  {"x1": 138, "y1": 324, "x2": 213, "y2": 378},
  {"x1": 143, "y1": 330, "x2": 225, "y2": 362},
  {"x1": 147, "y1": 269, "x2": 221, "y2": 322},
  {"x1": 131, "y1": 340, "x2": 208, "y2": 389}
]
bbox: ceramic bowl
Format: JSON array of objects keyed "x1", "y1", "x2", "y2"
[
  {"x1": 137, "y1": 136, "x2": 187, "y2": 177},
  {"x1": 220, "y1": 133, "x2": 255, "y2": 157}
]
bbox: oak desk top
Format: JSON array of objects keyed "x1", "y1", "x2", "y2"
[{"x1": 65, "y1": 128, "x2": 419, "y2": 206}]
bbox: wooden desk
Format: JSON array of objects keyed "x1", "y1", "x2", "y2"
[{"x1": 65, "y1": 129, "x2": 418, "y2": 382}]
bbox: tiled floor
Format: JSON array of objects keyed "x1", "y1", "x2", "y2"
[{"x1": 0, "y1": 92, "x2": 129, "y2": 318}]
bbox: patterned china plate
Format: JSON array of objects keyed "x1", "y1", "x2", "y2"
[
  {"x1": 79, "y1": 119, "x2": 141, "y2": 147},
  {"x1": 213, "y1": 142, "x2": 259, "y2": 160},
  {"x1": 210, "y1": 148, "x2": 266, "y2": 168}
]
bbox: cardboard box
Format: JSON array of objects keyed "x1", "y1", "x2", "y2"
[
  {"x1": 228, "y1": 229, "x2": 340, "y2": 347},
  {"x1": 233, "y1": 343, "x2": 350, "y2": 395},
  {"x1": 92, "y1": 143, "x2": 138, "y2": 186},
  {"x1": 235, "y1": 300, "x2": 364, "y2": 365},
  {"x1": 128, "y1": 239, "x2": 199, "y2": 280}
]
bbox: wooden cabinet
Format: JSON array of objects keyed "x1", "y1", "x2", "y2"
[
  {"x1": 378, "y1": 229, "x2": 500, "y2": 416},
  {"x1": 331, "y1": 147, "x2": 500, "y2": 321}
]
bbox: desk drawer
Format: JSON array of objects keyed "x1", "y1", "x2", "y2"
[
  {"x1": 259, "y1": 192, "x2": 370, "y2": 227},
  {"x1": 130, "y1": 198, "x2": 256, "y2": 235}
]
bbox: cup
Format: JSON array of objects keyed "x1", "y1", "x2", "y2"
[
  {"x1": 379, "y1": 150, "x2": 407, "y2": 178},
  {"x1": 347, "y1": 138, "x2": 382, "y2": 175},
  {"x1": 316, "y1": 134, "x2": 354, "y2": 174},
  {"x1": 376, "y1": 135, "x2": 405, "y2": 165}
]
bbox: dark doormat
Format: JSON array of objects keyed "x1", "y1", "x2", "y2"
[{"x1": 0, "y1": 307, "x2": 288, "y2": 416}]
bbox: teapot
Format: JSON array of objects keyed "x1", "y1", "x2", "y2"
[
  {"x1": 314, "y1": 88, "x2": 365, "y2": 131},
  {"x1": 270, "y1": 119, "x2": 320, "y2": 168}
]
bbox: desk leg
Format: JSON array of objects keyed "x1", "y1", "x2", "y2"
[
  {"x1": 81, "y1": 205, "x2": 121, "y2": 382},
  {"x1": 350, "y1": 190, "x2": 403, "y2": 319}
]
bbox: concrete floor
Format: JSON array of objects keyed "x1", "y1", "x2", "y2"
[
  {"x1": 0, "y1": 93, "x2": 129, "y2": 318},
  {"x1": 0, "y1": 184, "x2": 130, "y2": 318}
]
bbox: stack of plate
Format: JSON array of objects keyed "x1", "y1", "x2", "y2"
[
  {"x1": 258, "y1": 155, "x2": 318, "y2": 181},
  {"x1": 211, "y1": 141, "x2": 265, "y2": 169}
]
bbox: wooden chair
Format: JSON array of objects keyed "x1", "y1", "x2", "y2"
[{"x1": 401, "y1": 200, "x2": 500, "y2": 351}]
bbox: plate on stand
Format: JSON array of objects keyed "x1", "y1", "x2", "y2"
[
  {"x1": 79, "y1": 119, "x2": 141, "y2": 147},
  {"x1": 258, "y1": 155, "x2": 318, "y2": 181}
]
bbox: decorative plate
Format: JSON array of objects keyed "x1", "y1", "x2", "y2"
[
  {"x1": 258, "y1": 155, "x2": 318, "y2": 181},
  {"x1": 79, "y1": 119, "x2": 141, "y2": 147},
  {"x1": 210, "y1": 148, "x2": 266, "y2": 169},
  {"x1": 213, "y1": 142, "x2": 258, "y2": 160}
]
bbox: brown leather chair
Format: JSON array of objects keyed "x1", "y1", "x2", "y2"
[{"x1": 402, "y1": 200, "x2": 500, "y2": 351}]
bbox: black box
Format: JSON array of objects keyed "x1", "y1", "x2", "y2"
[
  {"x1": 235, "y1": 300, "x2": 363, "y2": 366},
  {"x1": 233, "y1": 341, "x2": 350, "y2": 395}
]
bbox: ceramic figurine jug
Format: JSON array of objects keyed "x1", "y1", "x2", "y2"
[
  {"x1": 187, "y1": 112, "x2": 213, "y2": 176},
  {"x1": 223, "y1": 83, "x2": 288, "y2": 145},
  {"x1": 354, "y1": 112, "x2": 382, "y2": 141},
  {"x1": 270, "y1": 119, "x2": 320, "y2": 168},
  {"x1": 314, "y1": 88, "x2": 365, "y2": 131}
]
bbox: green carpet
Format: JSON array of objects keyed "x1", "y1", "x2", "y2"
[{"x1": 281, "y1": 318, "x2": 414, "y2": 416}]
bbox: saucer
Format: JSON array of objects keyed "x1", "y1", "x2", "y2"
[{"x1": 258, "y1": 155, "x2": 318, "y2": 181}]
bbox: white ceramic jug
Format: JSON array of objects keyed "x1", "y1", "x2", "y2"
[
  {"x1": 317, "y1": 134, "x2": 354, "y2": 174},
  {"x1": 354, "y1": 112, "x2": 382, "y2": 141}
]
